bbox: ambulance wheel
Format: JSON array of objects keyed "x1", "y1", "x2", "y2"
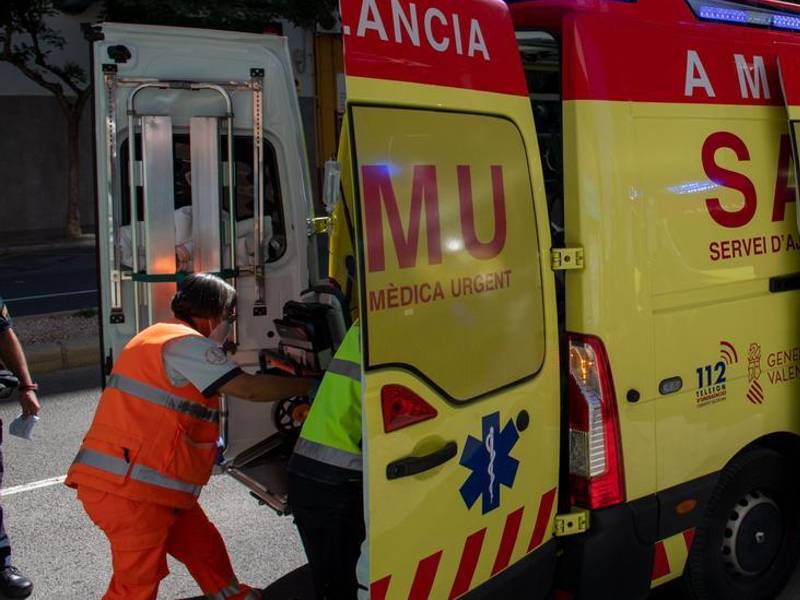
[{"x1": 683, "y1": 448, "x2": 800, "y2": 600}]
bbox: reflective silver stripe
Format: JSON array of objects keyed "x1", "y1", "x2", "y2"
[
  {"x1": 73, "y1": 448, "x2": 130, "y2": 476},
  {"x1": 107, "y1": 373, "x2": 219, "y2": 423},
  {"x1": 130, "y1": 464, "x2": 202, "y2": 496},
  {"x1": 327, "y1": 358, "x2": 360, "y2": 382},
  {"x1": 72, "y1": 448, "x2": 202, "y2": 497},
  {"x1": 206, "y1": 578, "x2": 241, "y2": 599},
  {"x1": 294, "y1": 437, "x2": 362, "y2": 471}
]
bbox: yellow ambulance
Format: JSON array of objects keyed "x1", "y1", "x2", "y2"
[
  {"x1": 90, "y1": 0, "x2": 800, "y2": 598},
  {"x1": 329, "y1": 0, "x2": 800, "y2": 598}
]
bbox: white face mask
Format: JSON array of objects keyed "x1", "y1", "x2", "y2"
[{"x1": 209, "y1": 319, "x2": 233, "y2": 344}]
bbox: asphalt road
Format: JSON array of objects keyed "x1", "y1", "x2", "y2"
[
  {"x1": 0, "y1": 366, "x2": 796, "y2": 600},
  {"x1": 0, "y1": 248, "x2": 97, "y2": 317},
  {"x1": 0, "y1": 366, "x2": 307, "y2": 599}
]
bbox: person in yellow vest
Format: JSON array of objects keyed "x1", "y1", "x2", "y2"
[
  {"x1": 288, "y1": 322, "x2": 363, "y2": 600},
  {"x1": 65, "y1": 273, "x2": 314, "y2": 600}
]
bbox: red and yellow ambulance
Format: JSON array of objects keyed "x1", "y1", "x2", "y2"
[
  {"x1": 330, "y1": 0, "x2": 800, "y2": 598},
  {"x1": 90, "y1": 0, "x2": 800, "y2": 598}
]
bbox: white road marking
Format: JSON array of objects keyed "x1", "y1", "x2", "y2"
[
  {"x1": 0, "y1": 475, "x2": 66, "y2": 497},
  {"x1": 5, "y1": 289, "x2": 97, "y2": 303}
]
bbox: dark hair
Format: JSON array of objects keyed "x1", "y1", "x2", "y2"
[{"x1": 171, "y1": 273, "x2": 236, "y2": 326}]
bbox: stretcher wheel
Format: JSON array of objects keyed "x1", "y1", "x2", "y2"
[{"x1": 274, "y1": 396, "x2": 311, "y2": 432}]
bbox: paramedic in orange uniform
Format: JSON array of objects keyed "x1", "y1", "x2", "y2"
[{"x1": 65, "y1": 273, "x2": 313, "y2": 600}]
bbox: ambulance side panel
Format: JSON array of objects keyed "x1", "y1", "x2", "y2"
[{"x1": 562, "y1": 4, "x2": 800, "y2": 587}]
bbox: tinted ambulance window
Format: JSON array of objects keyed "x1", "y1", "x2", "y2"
[
  {"x1": 517, "y1": 30, "x2": 563, "y2": 248},
  {"x1": 352, "y1": 106, "x2": 546, "y2": 402},
  {"x1": 119, "y1": 135, "x2": 286, "y2": 263}
]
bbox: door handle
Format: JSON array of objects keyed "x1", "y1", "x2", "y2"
[{"x1": 386, "y1": 441, "x2": 458, "y2": 480}]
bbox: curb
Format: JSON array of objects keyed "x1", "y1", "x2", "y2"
[{"x1": 26, "y1": 337, "x2": 100, "y2": 377}]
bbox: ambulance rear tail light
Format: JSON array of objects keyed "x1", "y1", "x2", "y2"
[
  {"x1": 567, "y1": 334, "x2": 625, "y2": 510},
  {"x1": 381, "y1": 385, "x2": 437, "y2": 433}
]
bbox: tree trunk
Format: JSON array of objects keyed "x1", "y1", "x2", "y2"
[{"x1": 65, "y1": 110, "x2": 83, "y2": 239}]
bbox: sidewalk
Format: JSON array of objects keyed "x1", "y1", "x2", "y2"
[{"x1": 12, "y1": 310, "x2": 100, "y2": 376}]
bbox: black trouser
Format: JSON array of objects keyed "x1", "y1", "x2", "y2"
[
  {"x1": 288, "y1": 472, "x2": 365, "y2": 600},
  {"x1": 0, "y1": 422, "x2": 11, "y2": 567}
]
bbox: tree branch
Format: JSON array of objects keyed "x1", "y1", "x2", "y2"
[
  {"x1": 1, "y1": 23, "x2": 68, "y2": 109},
  {"x1": 20, "y1": 18, "x2": 84, "y2": 95}
]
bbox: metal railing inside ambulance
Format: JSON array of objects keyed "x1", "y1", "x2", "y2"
[{"x1": 119, "y1": 211, "x2": 277, "y2": 272}]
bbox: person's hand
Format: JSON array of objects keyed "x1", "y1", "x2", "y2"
[
  {"x1": 176, "y1": 244, "x2": 191, "y2": 271},
  {"x1": 19, "y1": 390, "x2": 40, "y2": 417}
]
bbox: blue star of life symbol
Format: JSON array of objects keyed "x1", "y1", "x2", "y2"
[{"x1": 459, "y1": 411, "x2": 520, "y2": 514}]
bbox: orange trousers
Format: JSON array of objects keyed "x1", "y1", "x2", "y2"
[{"x1": 78, "y1": 486, "x2": 259, "y2": 600}]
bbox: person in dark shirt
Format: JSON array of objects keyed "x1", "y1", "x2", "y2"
[{"x1": 0, "y1": 296, "x2": 38, "y2": 598}]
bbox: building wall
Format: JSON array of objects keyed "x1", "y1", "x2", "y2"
[
  {"x1": 0, "y1": 98, "x2": 94, "y2": 242},
  {"x1": 0, "y1": 7, "x2": 99, "y2": 241},
  {"x1": 0, "y1": 8, "x2": 321, "y2": 243}
]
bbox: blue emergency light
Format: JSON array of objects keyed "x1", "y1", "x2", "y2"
[{"x1": 689, "y1": 0, "x2": 800, "y2": 31}]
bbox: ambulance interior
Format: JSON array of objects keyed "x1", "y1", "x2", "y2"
[{"x1": 117, "y1": 135, "x2": 287, "y2": 272}]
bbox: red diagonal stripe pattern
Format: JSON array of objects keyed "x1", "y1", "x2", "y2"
[
  {"x1": 371, "y1": 576, "x2": 392, "y2": 600},
  {"x1": 528, "y1": 487, "x2": 558, "y2": 551},
  {"x1": 651, "y1": 541, "x2": 670, "y2": 580},
  {"x1": 492, "y1": 507, "x2": 525, "y2": 575},
  {"x1": 683, "y1": 528, "x2": 696, "y2": 551},
  {"x1": 448, "y1": 529, "x2": 487, "y2": 600},
  {"x1": 753, "y1": 381, "x2": 764, "y2": 393},
  {"x1": 408, "y1": 551, "x2": 443, "y2": 600}
]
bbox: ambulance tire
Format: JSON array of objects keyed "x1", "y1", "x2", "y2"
[{"x1": 683, "y1": 447, "x2": 800, "y2": 600}]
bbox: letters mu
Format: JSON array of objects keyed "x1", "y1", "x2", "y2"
[{"x1": 363, "y1": 164, "x2": 507, "y2": 272}]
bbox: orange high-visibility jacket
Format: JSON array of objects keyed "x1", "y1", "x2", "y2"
[{"x1": 66, "y1": 322, "x2": 221, "y2": 509}]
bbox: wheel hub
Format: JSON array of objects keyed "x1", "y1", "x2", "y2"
[{"x1": 722, "y1": 491, "x2": 783, "y2": 577}]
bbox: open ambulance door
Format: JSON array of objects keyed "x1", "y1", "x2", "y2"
[
  {"x1": 340, "y1": 0, "x2": 561, "y2": 597},
  {"x1": 90, "y1": 24, "x2": 318, "y2": 509},
  {"x1": 778, "y1": 55, "x2": 800, "y2": 236}
]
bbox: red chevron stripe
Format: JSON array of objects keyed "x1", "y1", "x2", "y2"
[
  {"x1": 372, "y1": 576, "x2": 392, "y2": 600},
  {"x1": 448, "y1": 529, "x2": 487, "y2": 600},
  {"x1": 492, "y1": 507, "x2": 525, "y2": 575},
  {"x1": 752, "y1": 386, "x2": 764, "y2": 401},
  {"x1": 747, "y1": 391, "x2": 760, "y2": 405},
  {"x1": 651, "y1": 542, "x2": 670, "y2": 580},
  {"x1": 408, "y1": 551, "x2": 443, "y2": 600},
  {"x1": 528, "y1": 488, "x2": 558, "y2": 552},
  {"x1": 753, "y1": 380, "x2": 764, "y2": 393},
  {"x1": 683, "y1": 528, "x2": 696, "y2": 551}
]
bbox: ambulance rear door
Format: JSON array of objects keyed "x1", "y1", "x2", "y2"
[
  {"x1": 340, "y1": 0, "x2": 561, "y2": 597},
  {"x1": 91, "y1": 24, "x2": 317, "y2": 497}
]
